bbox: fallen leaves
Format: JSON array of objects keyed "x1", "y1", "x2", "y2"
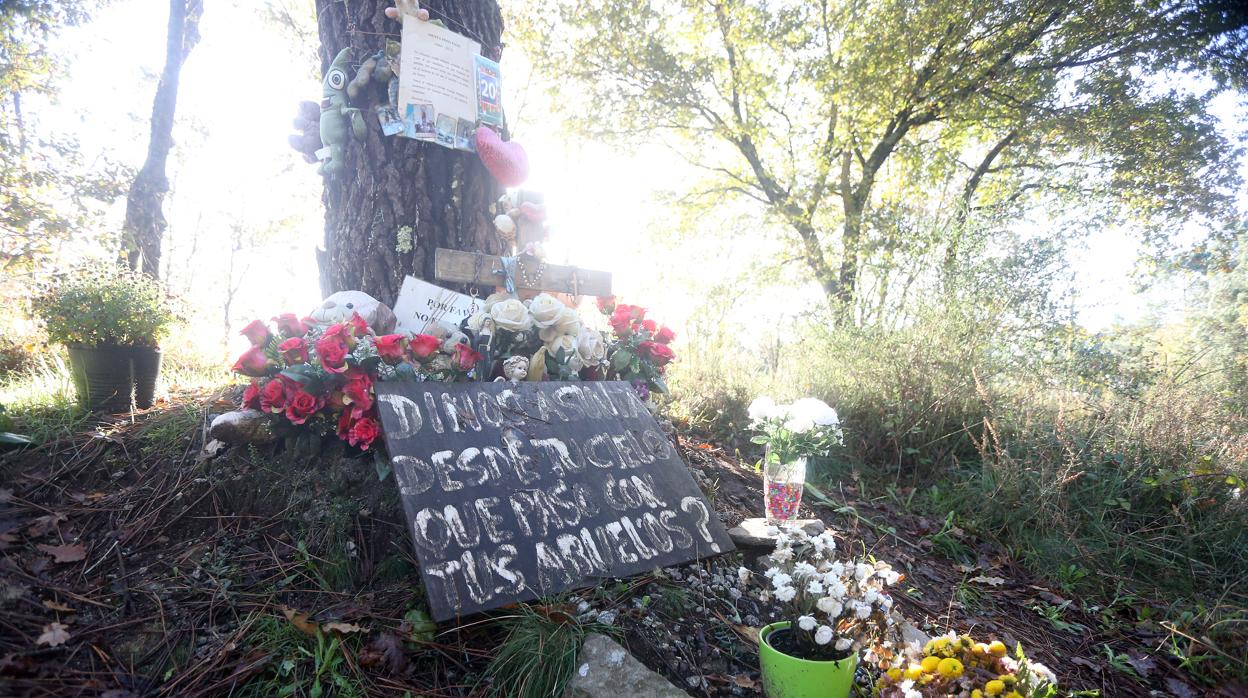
[
  {"x1": 358, "y1": 632, "x2": 406, "y2": 674},
  {"x1": 42, "y1": 599, "x2": 72, "y2": 612},
  {"x1": 322, "y1": 621, "x2": 365, "y2": 634},
  {"x1": 281, "y1": 606, "x2": 319, "y2": 636},
  {"x1": 26, "y1": 513, "x2": 66, "y2": 538},
  {"x1": 36, "y1": 543, "x2": 86, "y2": 564},
  {"x1": 969, "y1": 575, "x2": 1006, "y2": 587},
  {"x1": 36, "y1": 622, "x2": 70, "y2": 647}
]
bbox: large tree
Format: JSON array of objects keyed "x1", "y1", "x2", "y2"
[
  {"x1": 516, "y1": 0, "x2": 1248, "y2": 320},
  {"x1": 312, "y1": 0, "x2": 505, "y2": 301}
]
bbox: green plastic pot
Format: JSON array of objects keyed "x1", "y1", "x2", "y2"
[
  {"x1": 759, "y1": 622, "x2": 857, "y2": 698},
  {"x1": 67, "y1": 345, "x2": 162, "y2": 413}
]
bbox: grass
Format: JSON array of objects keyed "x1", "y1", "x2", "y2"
[
  {"x1": 477, "y1": 604, "x2": 595, "y2": 698},
  {"x1": 237, "y1": 613, "x2": 365, "y2": 698}
]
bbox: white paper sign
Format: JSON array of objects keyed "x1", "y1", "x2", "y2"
[
  {"x1": 393, "y1": 276, "x2": 482, "y2": 335},
  {"x1": 398, "y1": 18, "x2": 480, "y2": 137}
]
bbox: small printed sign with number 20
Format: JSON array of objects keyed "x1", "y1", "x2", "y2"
[{"x1": 475, "y1": 55, "x2": 503, "y2": 127}]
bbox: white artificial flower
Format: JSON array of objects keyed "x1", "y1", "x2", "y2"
[
  {"x1": 575, "y1": 325, "x2": 607, "y2": 364},
  {"x1": 899, "y1": 679, "x2": 921, "y2": 698},
  {"x1": 546, "y1": 332, "x2": 578, "y2": 361},
  {"x1": 828, "y1": 561, "x2": 846, "y2": 577},
  {"x1": 1028, "y1": 661, "x2": 1057, "y2": 686},
  {"x1": 864, "y1": 589, "x2": 880, "y2": 605},
  {"x1": 806, "y1": 579, "x2": 824, "y2": 595},
  {"x1": 855, "y1": 602, "x2": 872, "y2": 620},
  {"x1": 823, "y1": 578, "x2": 847, "y2": 599},
  {"x1": 775, "y1": 586, "x2": 797, "y2": 603},
  {"x1": 763, "y1": 567, "x2": 780, "y2": 579},
  {"x1": 770, "y1": 572, "x2": 793, "y2": 590},
  {"x1": 798, "y1": 615, "x2": 816, "y2": 631},
  {"x1": 792, "y1": 397, "x2": 839, "y2": 426},
  {"x1": 482, "y1": 291, "x2": 513, "y2": 312},
  {"x1": 526, "y1": 293, "x2": 565, "y2": 327},
  {"x1": 466, "y1": 313, "x2": 487, "y2": 332},
  {"x1": 835, "y1": 637, "x2": 853, "y2": 652},
  {"x1": 784, "y1": 414, "x2": 815, "y2": 434},
  {"x1": 816, "y1": 597, "x2": 843, "y2": 617},
  {"x1": 793, "y1": 562, "x2": 817, "y2": 579},
  {"x1": 878, "y1": 568, "x2": 901, "y2": 585},
  {"x1": 489, "y1": 298, "x2": 533, "y2": 331},
  {"x1": 769, "y1": 547, "x2": 794, "y2": 563},
  {"x1": 539, "y1": 305, "x2": 582, "y2": 342},
  {"x1": 855, "y1": 563, "x2": 874, "y2": 582},
  {"x1": 811, "y1": 531, "x2": 837, "y2": 554},
  {"x1": 748, "y1": 396, "x2": 777, "y2": 423},
  {"x1": 814, "y1": 625, "x2": 834, "y2": 645},
  {"x1": 738, "y1": 567, "x2": 750, "y2": 584}
]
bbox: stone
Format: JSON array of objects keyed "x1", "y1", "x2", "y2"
[
  {"x1": 565, "y1": 634, "x2": 687, "y2": 698},
  {"x1": 727, "y1": 517, "x2": 825, "y2": 548},
  {"x1": 208, "y1": 410, "x2": 275, "y2": 446}
]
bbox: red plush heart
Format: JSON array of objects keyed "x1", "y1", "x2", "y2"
[
  {"x1": 519, "y1": 201, "x2": 546, "y2": 222},
  {"x1": 475, "y1": 127, "x2": 529, "y2": 187}
]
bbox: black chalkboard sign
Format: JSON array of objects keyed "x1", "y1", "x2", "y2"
[{"x1": 375, "y1": 380, "x2": 735, "y2": 621}]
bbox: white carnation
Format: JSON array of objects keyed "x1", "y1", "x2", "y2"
[
  {"x1": 775, "y1": 585, "x2": 797, "y2": 602},
  {"x1": 835, "y1": 637, "x2": 853, "y2": 651},
  {"x1": 748, "y1": 396, "x2": 777, "y2": 423},
  {"x1": 814, "y1": 625, "x2": 834, "y2": 645},
  {"x1": 816, "y1": 597, "x2": 843, "y2": 618},
  {"x1": 798, "y1": 615, "x2": 816, "y2": 631}
]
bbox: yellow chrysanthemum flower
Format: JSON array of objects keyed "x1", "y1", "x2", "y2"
[
  {"x1": 921, "y1": 656, "x2": 942, "y2": 673},
  {"x1": 1005, "y1": 693, "x2": 1024, "y2": 698},
  {"x1": 984, "y1": 679, "x2": 1006, "y2": 695},
  {"x1": 972, "y1": 691, "x2": 984, "y2": 698},
  {"x1": 988, "y1": 640, "x2": 1007, "y2": 657},
  {"x1": 905, "y1": 665, "x2": 924, "y2": 680},
  {"x1": 937, "y1": 657, "x2": 964, "y2": 679},
  {"x1": 887, "y1": 668, "x2": 903, "y2": 681}
]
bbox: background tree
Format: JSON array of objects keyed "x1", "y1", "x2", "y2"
[
  {"x1": 516, "y1": 0, "x2": 1248, "y2": 322},
  {"x1": 311, "y1": 0, "x2": 505, "y2": 301},
  {"x1": 121, "y1": 0, "x2": 203, "y2": 277},
  {"x1": 0, "y1": 1, "x2": 129, "y2": 284}
]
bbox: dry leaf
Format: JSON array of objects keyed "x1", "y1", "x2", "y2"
[
  {"x1": 732, "y1": 674, "x2": 759, "y2": 689},
  {"x1": 37, "y1": 543, "x2": 86, "y2": 564},
  {"x1": 1164, "y1": 678, "x2": 1198, "y2": 698},
  {"x1": 1126, "y1": 651, "x2": 1157, "y2": 677},
  {"x1": 322, "y1": 621, "x2": 366, "y2": 634},
  {"x1": 43, "y1": 599, "x2": 72, "y2": 612},
  {"x1": 26, "y1": 513, "x2": 66, "y2": 538},
  {"x1": 0, "y1": 532, "x2": 16, "y2": 550},
  {"x1": 36, "y1": 622, "x2": 71, "y2": 647},
  {"x1": 733, "y1": 624, "x2": 760, "y2": 646},
  {"x1": 281, "y1": 606, "x2": 319, "y2": 636},
  {"x1": 970, "y1": 575, "x2": 1006, "y2": 586}
]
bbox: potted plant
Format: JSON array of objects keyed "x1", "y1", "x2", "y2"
[
  {"x1": 744, "y1": 525, "x2": 899, "y2": 698},
  {"x1": 39, "y1": 264, "x2": 178, "y2": 412},
  {"x1": 747, "y1": 396, "x2": 843, "y2": 524}
]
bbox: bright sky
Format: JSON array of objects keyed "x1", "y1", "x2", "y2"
[{"x1": 26, "y1": 0, "x2": 1246, "y2": 358}]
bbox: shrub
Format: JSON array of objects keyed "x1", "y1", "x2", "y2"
[{"x1": 38, "y1": 263, "x2": 179, "y2": 348}]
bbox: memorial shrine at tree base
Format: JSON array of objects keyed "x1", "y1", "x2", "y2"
[{"x1": 375, "y1": 379, "x2": 735, "y2": 622}]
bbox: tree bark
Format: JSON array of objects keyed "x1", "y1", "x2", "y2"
[
  {"x1": 123, "y1": 0, "x2": 202, "y2": 277},
  {"x1": 314, "y1": 0, "x2": 505, "y2": 303}
]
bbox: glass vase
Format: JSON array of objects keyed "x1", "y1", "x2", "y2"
[{"x1": 764, "y1": 448, "x2": 808, "y2": 525}]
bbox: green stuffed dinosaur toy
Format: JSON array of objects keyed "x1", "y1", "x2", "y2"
[{"x1": 318, "y1": 48, "x2": 367, "y2": 176}]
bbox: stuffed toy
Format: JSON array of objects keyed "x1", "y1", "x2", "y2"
[
  {"x1": 475, "y1": 126, "x2": 529, "y2": 186},
  {"x1": 318, "y1": 48, "x2": 368, "y2": 176},
  {"x1": 288, "y1": 100, "x2": 321, "y2": 163},
  {"x1": 309, "y1": 291, "x2": 397, "y2": 334}
]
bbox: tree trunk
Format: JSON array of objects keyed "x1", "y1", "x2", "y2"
[
  {"x1": 123, "y1": 0, "x2": 202, "y2": 277},
  {"x1": 314, "y1": 0, "x2": 505, "y2": 303}
]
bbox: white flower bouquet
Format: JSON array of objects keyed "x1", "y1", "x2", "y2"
[
  {"x1": 746, "y1": 525, "x2": 899, "y2": 662},
  {"x1": 748, "y1": 396, "x2": 844, "y2": 522}
]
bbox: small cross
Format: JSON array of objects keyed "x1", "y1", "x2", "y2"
[{"x1": 433, "y1": 248, "x2": 612, "y2": 298}]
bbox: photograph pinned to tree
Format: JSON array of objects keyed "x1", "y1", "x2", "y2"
[{"x1": 748, "y1": 396, "x2": 843, "y2": 524}]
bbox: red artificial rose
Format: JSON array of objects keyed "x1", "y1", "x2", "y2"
[
  {"x1": 348, "y1": 311, "x2": 370, "y2": 336},
  {"x1": 639, "y1": 340, "x2": 676, "y2": 366},
  {"x1": 452, "y1": 342, "x2": 483, "y2": 372},
  {"x1": 233, "y1": 346, "x2": 272, "y2": 377},
  {"x1": 278, "y1": 337, "x2": 309, "y2": 365},
  {"x1": 242, "y1": 381, "x2": 261, "y2": 410},
  {"x1": 408, "y1": 333, "x2": 441, "y2": 360},
  {"x1": 240, "y1": 319, "x2": 271, "y2": 347},
  {"x1": 259, "y1": 377, "x2": 290, "y2": 413},
  {"x1": 596, "y1": 295, "x2": 617, "y2": 315},
  {"x1": 341, "y1": 368, "x2": 374, "y2": 416},
  {"x1": 374, "y1": 334, "x2": 406, "y2": 364},
  {"x1": 347, "y1": 416, "x2": 381, "y2": 450},
  {"x1": 315, "y1": 333, "x2": 350, "y2": 373},
  {"x1": 609, "y1": 308, "x2": 634, "y2": 337},
  {"x1": 641, "y1": 318, "x2": 657, "y2": 333},
  {"x1": 655, "y1": 326, "x2": 676, "y2": 344},
  {"x1": 336, "y1": 408, "x2": 353, "y2": 439},
  {"x1": 284, "y1": 389, "x2": 322, "y2": 425},
  {"x1": 272, "y1": 313, "x2": 309, "y2": 338}
]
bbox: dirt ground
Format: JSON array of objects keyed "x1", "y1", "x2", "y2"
[{"x1": 0, "y1": 394, "x2": 1234, "y2": 696}]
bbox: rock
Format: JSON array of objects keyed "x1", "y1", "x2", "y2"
[
  {"x1": 208, "y1": 410, "x2": 275, "y2": 446},
  {"x1": 565, "y1": 634, "x2": 687, "y2": 698},
  {"x1": 727, "y1": 517, "x2": 825, "y2": 548},
  {"x1": 898, "y1": 617, "x2": 931, "y2": 659}
]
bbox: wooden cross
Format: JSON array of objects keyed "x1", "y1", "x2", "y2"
[{"x1": 433, "y1": 248, "x2": 612, "y2": 298}]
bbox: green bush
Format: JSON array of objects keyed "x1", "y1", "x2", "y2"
[{"x1": 38, "y1": 263, "x2": 179, "y2": 348}]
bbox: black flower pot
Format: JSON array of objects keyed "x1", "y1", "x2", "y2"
[{"x1": 67, "y1": 345, "x2": 162, "y2": 412}]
